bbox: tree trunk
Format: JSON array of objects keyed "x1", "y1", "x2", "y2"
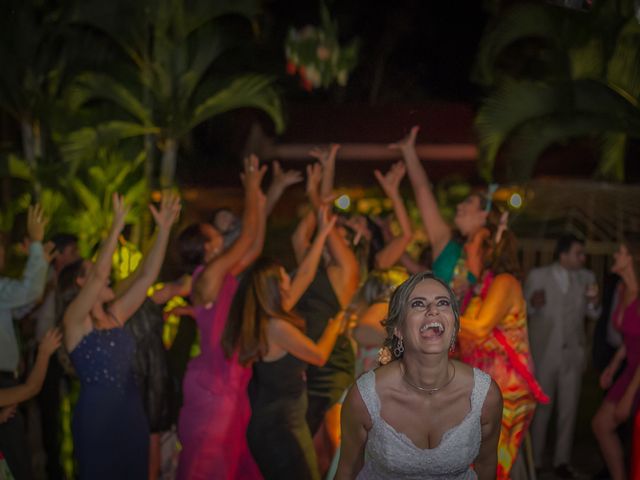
[
  {"x1": 160, "y1": 138, "x2": 178, "y2": 189},
  {"x1": 20, "y1": 118, "x2": 42, "y2": 198}
]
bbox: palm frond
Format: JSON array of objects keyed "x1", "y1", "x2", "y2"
[
  {"x1": 473, "y1": 3, "x2": 563, "y2": 86},
  {"x1": 183, "y1": 0, "x2": 260, "y2": 36},
  {"x1": 187, "y1": 74, "x2": 284, "y2": 135},
  {"x1": 70, "y1": 73, "x2": 153, "y2": 125},
  {"x1": 476, "y1": 79, "x2": 640, "y2": 181}
]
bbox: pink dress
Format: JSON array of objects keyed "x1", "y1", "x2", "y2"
[
  {"x1": 606, "y1": 298, "x2": 640, "y2": 405},
  {"x1": 177, "y1": 271, "x2": 262, "y2": 480}
]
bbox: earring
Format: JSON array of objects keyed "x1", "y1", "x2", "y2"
[
  {"x1": 449, "y1": 334, "x2": 457, "y2": 353},
  {"x1": 394, "y1": 337, "x2": 405, "y2": 357}
]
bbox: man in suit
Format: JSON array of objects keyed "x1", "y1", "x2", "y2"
[{"x1": 525, "y1": 234, "x2": 600, "y2": 479}]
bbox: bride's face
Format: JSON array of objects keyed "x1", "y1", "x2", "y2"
[{"x1": 398, "y1": 279, "x2": 456, "y2": 356}]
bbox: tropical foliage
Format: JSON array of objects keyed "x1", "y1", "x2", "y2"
[
  {"x1": 0, "y1": 0, "x2": 284, "y2": 248},
  {"x1": 473, "y1": 0, "x2": 640, "y2": 182}
]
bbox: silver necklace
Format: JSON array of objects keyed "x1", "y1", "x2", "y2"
[{"x1": 399, "y1": 361, "x2": 456, "y2": 394}]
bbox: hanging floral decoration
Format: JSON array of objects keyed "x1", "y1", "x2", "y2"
[{"x1": 285, "y1": 4, "x2": 359, "y2": 91}]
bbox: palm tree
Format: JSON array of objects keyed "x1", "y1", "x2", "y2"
[
  {"x1": 67, "y1": 0, "x2": 284, "y2": 188},
  {"x1": 473, "y1": 0, "x2": 640, "y2": 182}
]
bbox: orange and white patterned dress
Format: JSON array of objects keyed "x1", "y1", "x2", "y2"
[{"x1": 459, "y1": 272, "x2": 547, "y2": 479}]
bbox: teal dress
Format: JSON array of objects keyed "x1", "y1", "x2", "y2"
[
  {"x1": 432, "y1": 240, "x2": 476, "y2": 303},
  {"x1": 432, "y1": 240, "x2": 464, "y2": 285}
]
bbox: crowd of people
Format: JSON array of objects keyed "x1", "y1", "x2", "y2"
[{"x1": 0, "y1": 126, "x2": 638, "y2": 479}]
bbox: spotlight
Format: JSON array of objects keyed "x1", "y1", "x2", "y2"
[
  {"x1": 335, "y1": 194, "x2": 351, "y2": 210},
  {"x1": 509, "y1": 193, "x2": 523, "y2": 209}
]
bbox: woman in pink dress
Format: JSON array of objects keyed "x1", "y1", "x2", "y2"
[
  {"x1": 176, "y1": 155, "x2": 266, "y2": 480},
  {"x1": 593, "y1": 243, "x2": 640, "y2": 480}
]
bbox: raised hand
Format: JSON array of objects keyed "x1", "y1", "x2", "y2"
[
  {"x1": 388, "y1": 125, "x2": 419, "y2": 152},
  {"x1": 309, "y1": 144, "x2": 340, "y2": 167},
  {"x1": 317, "y1": 204, "x2": 337, "y2": 238},
  {"x1": 241, "y1": 154, "x2": 268, "y2": 191},
  {"x1": 27, "y1": 204, "x2": 48, "y2": 242},
  {"x1": 111, "y1": 193, "x2": 129, "y2": 232},
  {"x1": 271, "y1": 161, "x2": 303, "y2": 191},
  {"x1": 39, "y1": 328, "x2": 62, "y2": 357},
  {"x1": 43, "y1": 241, "x2": 58, "y2": 264},
  {"x1": 374, "y1": 162, "x2": 406, "y2": 197},
  {"x1": 150, "y1": 192, "x2": 181, "y2": 231},
  {"x1": 306, "y1": 163, "x2": 323, "y2": 208}
]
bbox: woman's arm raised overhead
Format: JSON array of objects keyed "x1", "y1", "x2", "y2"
[
  {"x1": 390, "y1": 126, "x2": 451, "y2": 258},
  {"x1": 373, "y1": 162, "x2": 413, "y2": 269},
  {"x1": 64, "y1": 194, "x2": 128, "y2": 331},
  {"x1": 193, "y1": 155, "x2": 266, "y2": 306},
  {"x1": 310, "y1": 143, "x2": 340, "y2": 200},
  {"x1": 265, "y1": 161, "x2": 303, "y2": 215},
  {"x1": 283, "y1": 205, "x2": 336, "y2": 311},
  {"x1": 110, "y1": 192, "x2": 181, "y2": 323}
]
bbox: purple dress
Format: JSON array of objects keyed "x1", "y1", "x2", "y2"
[
  {"x1": 606, "y1": 298, "x2": 640, "y2": 404},
  {"x1": 176, "y1": 271, "x2": 262, "y2": 480}
]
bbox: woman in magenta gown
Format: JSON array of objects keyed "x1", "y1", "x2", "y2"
[
  {"x1": 593, "y1": 243, "x2": 640, "y2": 480},
  {"x1": 176, "y1": 156, "x2": 266, "y2": 480}
]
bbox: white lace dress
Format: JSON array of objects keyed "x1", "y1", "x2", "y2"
[{"x1": 355, "y1": 367, "x2": 491, "y2": 479}]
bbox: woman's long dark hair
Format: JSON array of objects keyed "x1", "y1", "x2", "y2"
[
  {"x1": 177, "y1": 223, "x2": 208, "y2": 275},
  {"x1": 55, "y1": 259, "x2": 87, "y2": 376},
  {"x1": 222, "y1": 257, "x2": 304, "y2": 366}
]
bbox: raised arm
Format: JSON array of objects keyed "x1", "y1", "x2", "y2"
[
  {"x1": 459, "y1": 273, "x2": 518, "y2": 341},
  {"x1": 64, "y1": 194, "x2": 128, "y2": 334},
  {"x1": 390, "y1": 126, "x2": 451, "y2": 258},
  {"x1": 473, "y1": 379, "x2": 503, "y2": 479},
  {"x1": 372, "y1": 162, "x2": 413, "y2": 269},
  {"x1": 335, "y1": 383, "x2": 371, "y2": 479},
  {"x1": 193, "y1": 155, "x2": 266, "y2": 306},
  {"x1": 268, "y1": 311, "x2": 346, "y2": 366},
  {"x1": 283, "y1": 206, "x2": 336, "y2": 311},
  {"x1": 0, "y1": 204, "x2": 49, "y2": 308},
  {"x1": 291, "y1": 209, "x2": 316, "y2": 266},
  {"x1": 0, "y1": 328, "x2": 61, "y2": 407},
  {"x1": 310, "y1": 144, "x2": 339, "y2": 199},
  {"x1": 326, "y1": 227, "x2": 360, "y2": 308},
  {"x1": 265, "y1": 161, "x2": 302, "y2": 215},
  {"x1": 110, "y1": 193, "x2": 180, "y2": 323}
]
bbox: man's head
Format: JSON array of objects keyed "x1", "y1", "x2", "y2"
[
  {"x1": 555, "y1": 234, "x2": 586, "y2": 270},
  {"x1": 51, "y1": 233, "x2": 80, "y2": 272}
]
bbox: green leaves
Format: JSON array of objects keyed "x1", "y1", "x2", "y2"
[
  {"x1": 476, "y1": 79, "x2": 640, "y2": 182},
  {"x1": 189, "y1": 74, "x2": 284, "y2": 134},
  {"x1": 475, "y1": 2, "x2": 640, "y2": 182}
]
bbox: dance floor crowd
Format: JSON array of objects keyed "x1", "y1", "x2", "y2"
[{"x1": 0, "y1": 126, "x2": 638, "y2": 480}]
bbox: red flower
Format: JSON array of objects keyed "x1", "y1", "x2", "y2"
[{"x1": 286, "y1": 61, "x2": 297, "y2": 75}]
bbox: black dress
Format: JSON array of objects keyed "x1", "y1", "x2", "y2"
[
  {"x1": 248, "y1": 353, "x2": 320, "y2": 480},
  {"x1": 294, "y1": 268, "x2": 355, "y2": 434}
]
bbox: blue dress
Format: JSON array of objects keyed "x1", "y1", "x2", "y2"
[{"x1": 70, "y1": 327, "x2": 149, "y2": 479}]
